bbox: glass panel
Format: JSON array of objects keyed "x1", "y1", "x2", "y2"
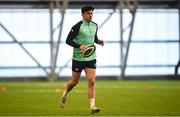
[
  {"x1": 126, "y1": 67, "x2": 174, "y2": 75},
  {"x1": 23, "y1": 44, "x2": 50, "y2": 66},
  {"x1": 96, "y1": 43, "x2": 120, "y2": 66},
  {"x1": 0, "y1": 69, "x2": 46, "y2": 77},
  {"x1": 128, "y1": 43, "x2": 178, "y2": 65},
  {"x1": 0, "y1": 44, "x2": 37, "y2": 66},
  {"x1": 0, "y1": 10, "x2": 50, "y2": 41},
  {"x1": 133, "y1": 9, "x2": 178, "y2": 40},
  {"x1": 0, "y1": 25, "x2": 13, "y2": 41}
]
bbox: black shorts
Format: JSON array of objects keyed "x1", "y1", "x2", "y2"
[{"x1": 72, "y1": 59, "x2": 96, "y2": 73}]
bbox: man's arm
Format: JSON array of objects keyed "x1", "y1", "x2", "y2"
[
  {"x1": 94, "y1": 28, "x2": 104, "y2": 46},
  {"x1": 66, "y1": 22, "x2": 82, "y2": 48},
  {"x1": 94, "y1": 33, "x2": 99, "y2": 44}
]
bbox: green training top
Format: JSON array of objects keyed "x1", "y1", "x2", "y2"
[{"x1": 66, "y1": 19, "x2": 99, "y2": 61}]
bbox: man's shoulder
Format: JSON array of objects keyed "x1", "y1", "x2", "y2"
[
  {"x1": 91, "y1": 21, "x2": 98, "y2": 26},
  {"x1": 72, "y1": 21, "x2": 83, "y2": 29}
]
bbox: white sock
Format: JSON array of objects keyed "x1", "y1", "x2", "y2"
[
  {"x1": 90, "y1": 98, "x2": 95, "y2": 108},
  {"x1": 62, "y1": 89, "x2": 68, "y2": 97}
]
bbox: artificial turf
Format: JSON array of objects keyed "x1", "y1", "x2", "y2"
[{"x1": 0, "y1": 80, "x2": 180, "y2": 116}]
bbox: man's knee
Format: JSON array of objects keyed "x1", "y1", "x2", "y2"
[
  {"x1": 71, "y1": 80, "x2": 79, "y2": 86},
  {"x1": 88, "y1": 80, "x2": 95, "y2": 86}
]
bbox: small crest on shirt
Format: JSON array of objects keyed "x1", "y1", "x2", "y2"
[{"x1": 75, "y1": 68, "x2": 79, "y2": 71}]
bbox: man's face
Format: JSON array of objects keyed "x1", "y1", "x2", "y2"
[{"x1": 82, "y1": 10, "x2": 93, "y2": 22}]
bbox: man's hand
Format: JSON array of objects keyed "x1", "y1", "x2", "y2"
[
  {"x1": 80, "y1": 45, "x2": 89, "y2": 51},
  {"x1": 98, "y1": 40, "x2": 104, "y2": 46}
]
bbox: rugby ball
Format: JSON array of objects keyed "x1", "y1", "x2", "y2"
[{"x1": 82, "y1": 45, "x2": 96, "y2": 57}]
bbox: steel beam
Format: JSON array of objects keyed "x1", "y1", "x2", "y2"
[
  {"x1": 119, "y1": 0, "x2": 139, "y2": 78},
  {"x1": 0, "y1": 0, "x2": 178, "y2": 9},
  {"x1": 49, "y1": 1, "x2": 54, "y2": 72},
  {"x1": 120, "y1": 6, "x2": 123, "y2": 80},
  {"x1": 50, "y1": 0, "x2": 68, "y2": 80},
  {"x1": 99, "y1": 11, "x2": 115, "y2": 29}
]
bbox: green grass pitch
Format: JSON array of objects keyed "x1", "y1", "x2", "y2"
[{"x1": 0, "y1": 80, "x2": 180, "y2": 116}]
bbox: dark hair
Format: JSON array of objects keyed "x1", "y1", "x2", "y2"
[{"x1": 81, "y1": 5, "x2": 95, "y2": 13}]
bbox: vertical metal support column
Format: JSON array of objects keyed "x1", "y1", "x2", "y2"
[
  {"x1": 119, "y1": 4, "x2": 123, "y2": 80},
  {"x1": 50, "y1": 0, "x2": 68, "y2": 80},
  {"x1": 48, "y1": 1, "x2": 57, "y2": 80},
  {"x1": 120, "y1": 0, "x2": 138, "y2": 78},
  {"x1": 50, "y1": 2, "x2": 54, "y2": 69}
]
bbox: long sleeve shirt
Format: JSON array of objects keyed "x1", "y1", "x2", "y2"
[{"x1": 66, "y1": 19, "x2": 99, "y2": 61}]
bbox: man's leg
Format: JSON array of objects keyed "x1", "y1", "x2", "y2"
[
  {"x1": 60, "y1": 71, "x2": 81, "y2": 108},
  {"x1": 84, "y1": 68, "x2": 100, "y2": 114},
  {"x1": 175, "y1": 59, "x2": 180, "y2": 75}
]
